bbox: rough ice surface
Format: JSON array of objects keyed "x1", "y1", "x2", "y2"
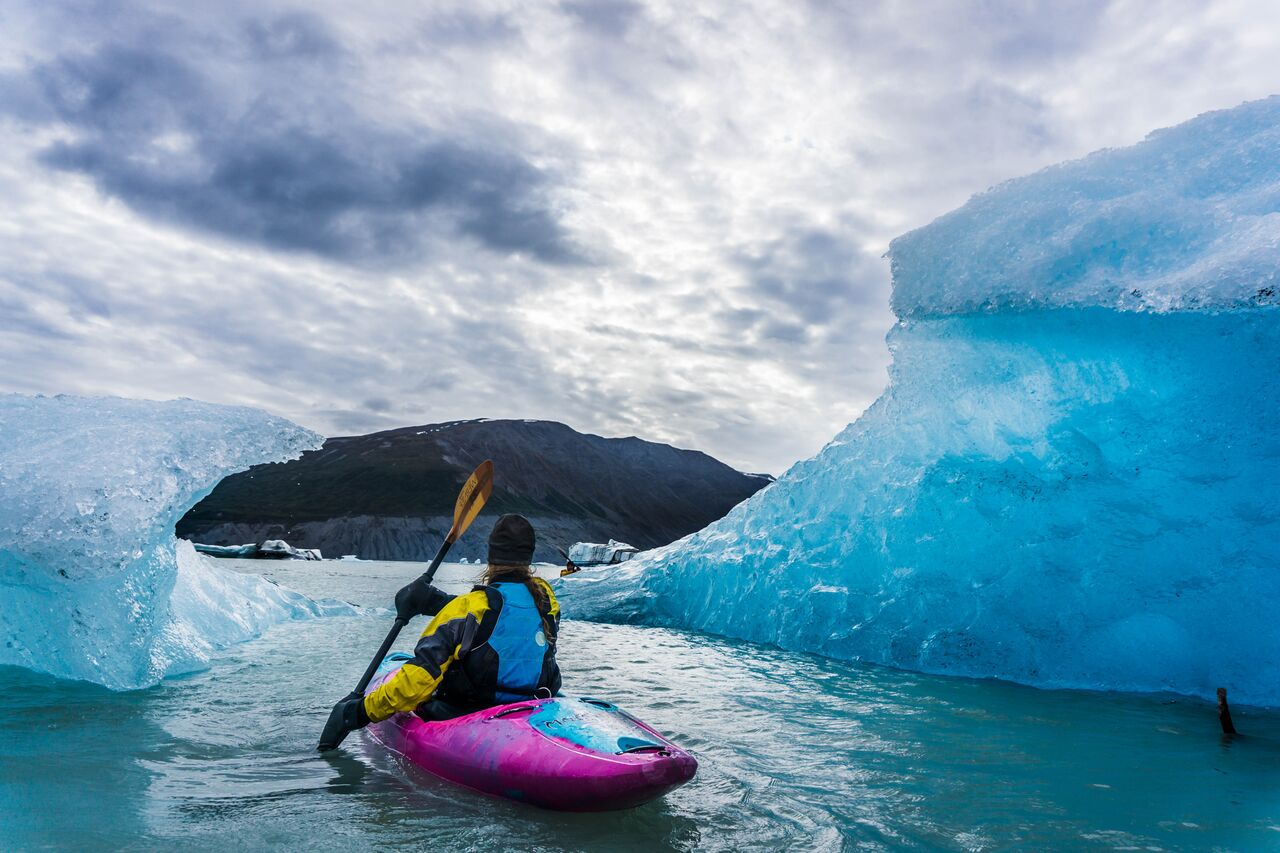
[
  {"x1": 891, "y1": 95, "x2": 1280, "y2": 317},
  {"x1": 564, "y1": 98, "x2": 1280, "y2": 706},
  {"x1": 0, "y1": 394, "x2": 354, "y2": 689}
]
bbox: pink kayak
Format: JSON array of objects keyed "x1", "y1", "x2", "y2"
[{"x1": 363, "y1": 654, "x2": 697, "y2": 811}]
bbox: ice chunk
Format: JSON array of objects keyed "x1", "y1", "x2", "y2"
[
  {"x1": 257, "y1": 540, "x2": 322, "y2": 560},
  {"x1": 154, "y1": 541, "x2": 356, "y2": 677},
  {"x1": 890, "y1": 95, "x2": 1280, "y2": 316},
  {"x1": 194, "y1": 540, "x2": 323, "y2": 560},
  {"x1": 193, "y1": 542, "x2": 261, "y2": 558},
  {"x1": 568, "y1": 540, "x2": 639, "y2": 566},
  {"x1": 564, "y1": 98, "x2": 1280, "y2": 706},
  {"x1": 0, "y1": 394, "x2": 352, "y2": 689}
]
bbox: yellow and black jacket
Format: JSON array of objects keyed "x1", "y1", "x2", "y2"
[{"x1": 363, "y1": 578, "x2": 560, "y2": 723}]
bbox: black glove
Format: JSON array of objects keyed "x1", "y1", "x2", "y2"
[
  {"x1": 394, "y1": 574, "x2": 452, "y2": 621},
  {"x1": 317, "y1": 691, "x2": 370, "y2": 752}
]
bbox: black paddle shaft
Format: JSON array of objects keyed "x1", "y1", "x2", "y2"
[{"x1": 352, "y1": 536, "x2": 455, "y2": 695}]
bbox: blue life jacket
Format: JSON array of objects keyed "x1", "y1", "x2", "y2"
[
  {"x1": 488, "y1": 581, "x2": 550, "y2": 702},
  {"x1": 433, "y1": 579, "x2": 561, "y2": 711}
]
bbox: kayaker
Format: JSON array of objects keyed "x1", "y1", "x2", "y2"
[{"x1": 320, "y1": 514, "x2": 561, "y2": 744}]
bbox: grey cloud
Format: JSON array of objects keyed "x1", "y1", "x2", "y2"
[
  {"x1": 33, "y1": 45, "x2": 203, "y2": 134},
  {"x1": 419, "y1": 9, "x2": 522, "y2": 45},
  {"x1": 556, "y1": 0, "x2": 696, "y2": 103},
  {"x1": 655, "y1": 386, "x2": 710, "y2": 407},
  {"x1": 562, "y1": 0, "x2": 645, "y2": 38},
  {"x1": 56, "y1": 276, "x2": 113, "y2": 323},
  {"x1": 717, "y1": 307, "x2": 767, "y2": 333},
  {"x1": 801, "y1": 0, "x2": 1095, "y2": 204},
  {"x1": 582, "y1": 323, "x2": 761, "y2": 359},
  {"x1": 243, "y1": 12, "x2": 343, "y2": 59},
  {"x1": 313, "y1": 408, "x2": 403, "y2": 436},
  {"x1": 959, "y1": 82, "x2": 1056, "y2": 150},
  {"x1": 409, "y1": 372, "x2": 461, "y2": 394},
  {"x1": 731, "y1": 225, "x2": 887, "y2": 334},
  {"x1": 362, "y1": 396, "x2": 394, "y2": 413},
  {"x1": 758, "y1": 319, "x2": 808, "y2": 344},
  {"x1": 0, "y1": 292, "x2": 73, "y2": 340},
  {"x1": 12, "y1": 23, "x2": 582, "y2": 267},
  {"x1": 9, "y1": 271, "x2": 115, "y2": 323},
  {"x1": 808, "y1": 0, "x2": 1109, "y2": 71},
  {"x1": 963, "y1": 0, "x2": 1110, "y2": 67}
]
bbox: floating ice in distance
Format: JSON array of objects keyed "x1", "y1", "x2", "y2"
[
  {"x1": 0, "y1": 394, "x2": 354, "y2": 689},
  {"x1": 194, "y1": 540, "x2": 323, "y2": 560},
  {"x1": 563, "y1": 97, "x2": 1280, "y2": 706},
  {"x1": 568, "y1": 540, "x2": 639, "y2": 566}
]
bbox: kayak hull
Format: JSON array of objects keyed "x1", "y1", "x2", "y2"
[{"x1": 364, "y1": 656, "x2": 697, "y2": 811}]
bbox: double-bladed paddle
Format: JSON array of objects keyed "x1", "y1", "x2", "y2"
[{"x1": 317, "y1": 459, "x2": 493, "y2": 750}]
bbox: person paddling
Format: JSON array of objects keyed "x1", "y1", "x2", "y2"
[{"x1": 320, "y1": 514, "x2": 561, "y2": 746}]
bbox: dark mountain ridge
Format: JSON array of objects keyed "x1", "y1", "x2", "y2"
[{"x1": 177, "y1": 418, "x2": 772, "y2": 562}]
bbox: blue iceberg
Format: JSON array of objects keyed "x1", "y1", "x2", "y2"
[
  {"x1": 0, "y1": 394, "x2": 355, "y2": 689},
  {"x1": 564, "y1": 97, "x2": 1280, "y2": 706}
]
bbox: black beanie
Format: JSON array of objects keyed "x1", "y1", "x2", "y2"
[{"x1": 488, "y1": 514, "x2": 536, "y2": 565}]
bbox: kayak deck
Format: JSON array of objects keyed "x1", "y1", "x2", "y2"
[{"x1": 364, "y1": 654, "x2": 697, "y2": 810}]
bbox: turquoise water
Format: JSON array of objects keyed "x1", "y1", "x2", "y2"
[{"x1": 3, "y1": 559, "x2": 1279, "y2": 851}]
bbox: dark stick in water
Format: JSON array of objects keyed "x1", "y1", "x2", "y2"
[{"x1": 1217, "y1": 687, "x2": 1237, "y2": 735}]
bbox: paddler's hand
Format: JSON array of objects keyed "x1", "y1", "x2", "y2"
[
  {"x1": 394, "y1": 574, "x2": 452, "y2": 621},
  {"x1": 317, "y1": 691, "x2": 370, "y2": 752}
]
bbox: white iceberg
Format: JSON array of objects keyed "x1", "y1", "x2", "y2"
[
  {"x1": 193, "y1": 540, "x2": 323, "y2": 560},
  {"x1": 0, "y1": 394, "x2": 355, "y2": 689},
  {"x1": 568, "y1": 540, "x2": 639, "y2": 566}
]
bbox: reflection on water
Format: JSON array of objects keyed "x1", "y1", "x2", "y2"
[{"x1": 2, "y1": 559, "x2": 1279, "y2": 851}]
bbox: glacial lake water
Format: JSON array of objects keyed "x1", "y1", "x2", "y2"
[{"x1": 3, "y1": 558, "x2": 1279, "y2": 851}]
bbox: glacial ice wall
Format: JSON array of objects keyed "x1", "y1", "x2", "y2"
[
  {"x1": 564, "y1": 97, "x2": 1280, "y2": 705},
  {"x1": 0, "y1": 394, "x2": 353, "y2": 689}
]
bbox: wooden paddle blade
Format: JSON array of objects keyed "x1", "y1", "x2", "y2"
[{"x1": 447, "y1": 459, "x2": 494, "y2": 542}]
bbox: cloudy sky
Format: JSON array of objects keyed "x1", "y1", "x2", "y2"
[{"x1": 1, "y1": 1, "x2": 1278, "y2": 473}]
